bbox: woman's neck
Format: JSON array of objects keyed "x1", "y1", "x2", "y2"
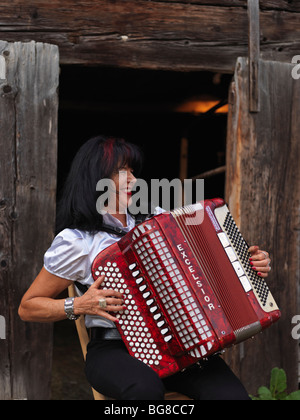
[{"x1": 105, "y1": 208, "x2": 128, "y2": 227}]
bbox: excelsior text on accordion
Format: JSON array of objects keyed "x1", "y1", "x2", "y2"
[{"x1": 91, "y1": 198, "x2": 281, "y2": 378}]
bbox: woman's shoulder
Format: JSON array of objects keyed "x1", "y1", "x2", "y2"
[
  {"x1": 51, "y1": 228, "x2": 110, "y2": 255},
  {"x1": 55, "y1": 227, "x2": 89, "y2": 240},
  {"x1": 44, "y1": 228, "x2": 94, "y2": 280},
  {"x1": 48, "y1": 228, "x2": 94, "y2": 257}
]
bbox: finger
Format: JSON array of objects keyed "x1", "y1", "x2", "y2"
[
  {"x1": 97, "y1": 294, "x2": 125, "y2": 310},
  {"x1": 97, "y1": 300, "x2": 126, "y2": 317},
  {"x1": 256, "y1": 272, "x2": 269, "y2": 278},
  {"x1": 90, "y1": 275, "x2": 106, "y2": 289},
  {"x1": 97, "y1": 310, "x2": 121, "y2": 324},
  {"x1": 249, "y1": 251, "x2": 270, "y2": 262},
  {"x1": 251, "y1": 264, "x2": 271, "y2": 273},
  {"x1": 260, "y1": 250, "x2": 269, "y2": 259},
  {"x1": 102, "y1": 288, "x2": 123, "y2": 299},
  {"x1": 248, "y1": 245, "x2": 259, "y2": 255},
  {"x1": 107, "y1": 304, "x2": 126, "y2": 313},
  {"x1": 250, "y1": 263, "x2": 271, "y2": 279},
  {"x1": 250, "y1": 258, "x2": 271, "y2": 267},
  {"x1": 106, "y1": 297, "x2": 125, "y2": 307}
]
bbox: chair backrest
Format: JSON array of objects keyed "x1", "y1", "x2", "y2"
[{"x1": 68, "y1": 283, "x2": 106, "y2": 400}]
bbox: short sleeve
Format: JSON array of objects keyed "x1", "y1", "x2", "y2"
[
  {"x1": 153, "y1": 206, "x2": 166, "y2": 215},
  {"x1": 44, "y1": 229, "x2": 90, "y2": 281}
]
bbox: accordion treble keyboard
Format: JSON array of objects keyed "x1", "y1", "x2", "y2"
[
  {"x1": 131, "y1": 225, "x2": 214, "y2": 357},
  {"x1": 92, "y1": 198, "x2": 281, "y2": 378}
]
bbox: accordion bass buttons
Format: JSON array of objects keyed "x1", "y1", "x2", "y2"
[{"x1": 128, "y1": 259, "x2": 174, "y2": 344}]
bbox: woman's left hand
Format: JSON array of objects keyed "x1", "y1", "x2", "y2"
[{"x1": 248, "y1": 246, "x2": 271, "y2": 278}]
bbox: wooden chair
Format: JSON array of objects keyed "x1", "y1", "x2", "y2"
[{"x1": 68, "y1": 284, "x2": 191, "y2": 400}]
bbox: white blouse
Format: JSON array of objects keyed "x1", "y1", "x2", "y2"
[{"x1": 44, "y1": 209, "x2": 164, "y2": 330}]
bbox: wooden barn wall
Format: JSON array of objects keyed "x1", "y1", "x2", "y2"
[
  {"x1": 0, "y1": 0, "x2": 299, "y2": 71},
  {"x1": 0, "y1": 41, "x2": 59, "y2": 400},
  {"x1": 225, "y1": 57, "x2": 300, "y2": 394}
]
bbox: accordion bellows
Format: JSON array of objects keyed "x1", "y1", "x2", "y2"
[{"x1": 92, "y1": 199, "x2": 281, "y2": 378}]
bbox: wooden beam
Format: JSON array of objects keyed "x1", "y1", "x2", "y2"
[
  {"x1": 155, "y1": 1, "x2": 300, "y2": 12},
  {"x1": 191, "y1": 165, "x2": 226, "y2": 180},
  {"x1": 0, "y1": 1, "x2": 299, "y2": 71},
  {"x1": 179, "y1": 137, "x2": 189, "y2": 183}
]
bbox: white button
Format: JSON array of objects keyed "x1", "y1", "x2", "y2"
[
  {"x1": 239, "y1": 275, "x2": 252, "y2": 293},
  {"x1": 217, "y1": 232, "x2": 230, "y2": 248},
  {"x1": 232, "y1": 261, "x2": 245, "y2": 277},
  {"x1": 225, "y1": 246, "x2": 237, "y2": 262}
]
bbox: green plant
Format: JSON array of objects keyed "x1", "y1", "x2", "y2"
[{"x1": 251, "y1": 367, "x2": 300, "y2": 400}]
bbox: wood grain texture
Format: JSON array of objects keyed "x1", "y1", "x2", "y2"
[
  {"x1": 248, "y1": 0, "x2": 260, "y2": 112},
  {"x1": 0, "y1": 1, "x2": 298, "y2": 71},
  {"x1": 225, "y1": 57, "x2": 300, "y2": 394},
  {"x1": 0, "y1": 41, "x2": 59, "y2": 400}
]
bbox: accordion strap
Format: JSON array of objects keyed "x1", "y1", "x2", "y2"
[{"x1": 100, "y1": 222, "x2": 127, "y2": 237}]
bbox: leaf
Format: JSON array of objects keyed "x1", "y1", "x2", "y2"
[
  {"x1": 285, "y1": 391, "x2": 300, "y2": 401},
  {"x1": 257, "y1": 386, "x2": 275, "y2": 400},
  {"x1": 276, "y1": 391, "x2": 288, "y2": 400},
  {"x1": 270, "y1": 368, "x2": 287, "y2": 397}
]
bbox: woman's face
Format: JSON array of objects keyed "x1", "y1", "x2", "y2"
[{"x1": 109, "y1": 165, "x2": 137, "y2": 213}]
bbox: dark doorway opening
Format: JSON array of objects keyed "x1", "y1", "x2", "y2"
[
  {"x1": 51, "y1": 66, "x2": 232, "y2": 400},
  {"x1": 57, "y1": 67, "x2": 231, "y2": 202}
]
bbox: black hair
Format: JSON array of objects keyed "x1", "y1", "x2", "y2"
[{"x1": 55, "y1": 135, "x2": 143, "y2": 234}]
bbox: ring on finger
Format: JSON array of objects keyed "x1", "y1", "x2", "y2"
[{"x1": 99, "y1": 297, "x2": 107, "y2": 309}]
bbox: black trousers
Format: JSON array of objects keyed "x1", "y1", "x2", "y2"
[{"x1": 85, "y1": 339, "x2": 250, "y2": 400}]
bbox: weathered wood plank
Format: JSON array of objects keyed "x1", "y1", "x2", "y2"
[
  {"x1": 0, "y1": 32, "x2": 248, "y2": 72},
  {"x1": 0, "y1": 2, "x2": 249, "y2": 42},
  {"x1": 225, "y1": 57, "x2": 300, "y2": 394},
  {"x1": 248, "y1": 0, "x2": 260, "y2": 112},
  {"x1": 0, "y1": 41, "x2": 59, "y2": 400},
  {"x1": 0, "y1": 1, "x2": 298, "y2": 44},
  {"x1": 0, "y1": 1, "x2": 298, "y2": 71},
  {"x1": 161, "y1": 0, "x2": 300, "y2": 12},
  {"x1": 0, "y1": 42, "x2": 16, "y2": 398},
  {"x1": 154, "y1": 0, "x2": 300, "y2": 11}
]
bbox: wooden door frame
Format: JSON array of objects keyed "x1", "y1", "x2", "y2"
[{"x1": 0, "y1": 40, "x2": 59, "y2": 400}]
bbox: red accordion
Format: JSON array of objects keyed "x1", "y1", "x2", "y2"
[{"x1": 91, "y1": 199, "x2": 281, "y2": 378}]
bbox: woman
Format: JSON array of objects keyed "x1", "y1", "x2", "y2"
[{"x1": 19, "y1": 135, "x2": 271, "y2": 400}]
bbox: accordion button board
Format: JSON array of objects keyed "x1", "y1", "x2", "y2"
[
  {"x1": 214, "y1": 205, "x2": 277, "y2": 310},
  {"x1": 91, "y1": 198, "x2": 281, "y2": 378}
]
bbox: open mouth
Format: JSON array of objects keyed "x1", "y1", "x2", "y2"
[{"x1": 120, "y1": 189, "x2": 132, "y2": 196}]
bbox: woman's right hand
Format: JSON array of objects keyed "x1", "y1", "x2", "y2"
[{"x1": 74, "y1": 275, "x2": 125, "y2": 323}]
